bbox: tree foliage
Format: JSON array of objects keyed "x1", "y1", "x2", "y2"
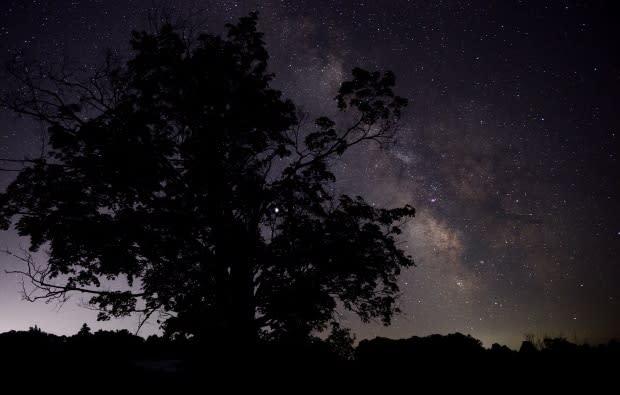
[{"x1": 0, "y1": 13, "x2": 414, "y2": 345}]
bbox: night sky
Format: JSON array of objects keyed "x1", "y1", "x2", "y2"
[{"x1": 1, "y1": 0, "x2": 618, "y2": 349}]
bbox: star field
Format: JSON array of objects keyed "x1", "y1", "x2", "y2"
[{"x1": 0, "y1": 0, "x2": 618, "y2": 348}]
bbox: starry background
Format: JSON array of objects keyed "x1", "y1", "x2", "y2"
[{"x1": 0, "y1": 0, "x2": 618, "y2": 349}]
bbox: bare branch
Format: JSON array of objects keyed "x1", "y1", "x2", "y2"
[{"x1": 1, "y1": 248, "x2": 146, "y2": 304}]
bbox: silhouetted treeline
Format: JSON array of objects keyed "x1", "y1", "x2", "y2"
[
  {"x1": 355, "y1": 332, "x2": 620, "y2": 362},
  {"x1": 1, "y1": 326, "x2": 617, "y2": 383},
  {"x1": 355, "y1": 333, "x2": 619, "y2": 389},
  {"x1": 0, "y1": 325, "x2": 191, "y2": 383}
]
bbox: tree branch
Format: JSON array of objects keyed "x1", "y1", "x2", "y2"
[{"x1": 2, "y1": 248, "x2": 146, "y2": 303}]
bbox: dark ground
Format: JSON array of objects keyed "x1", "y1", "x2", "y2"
[{"x1": 0, "y1": 327, "x2": 617, "y2": 390}]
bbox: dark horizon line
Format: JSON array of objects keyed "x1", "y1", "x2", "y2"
[{"x1": 3, "y1": 324, "x2": 619, "y2": 352}]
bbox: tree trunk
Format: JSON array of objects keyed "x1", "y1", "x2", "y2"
[
  {"x1": 230, "y1": 255, "x2": 257, "y2": 351},
  {"x1": 213, "y1": 221, "x2": 257, "y2": 357}
]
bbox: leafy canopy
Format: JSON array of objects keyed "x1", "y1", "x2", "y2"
[{"x1": 0, "y1": 13, "x2": 414, "y2": 343}]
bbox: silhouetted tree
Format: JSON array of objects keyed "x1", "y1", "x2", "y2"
[
  {"x1": 519, "y1": 340, "x2": 537, "y2": 354},
  {"x1": 324, "y1": 322, "x2": 356, "y2": 361},
  {"x1": 490, "y1": 342, "x2": 513, "y2": 356},
  {"x1": 77, "y1": 323, "x2": 92, "y2": 336},
  {"x1": 28, "y1": 325, "x2": 42, "y2": 334},
  {"x1": 0, "y1": 12, "x2": 413, "y2": 351}
]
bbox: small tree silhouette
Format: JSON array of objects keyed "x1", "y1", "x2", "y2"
[
  {"x1": 0, "y1": 12, "x2": 414, "y2": 351},
  {"x1": 77, "y1": 323, "x2": 92, "y2": 336},
  {"x1": 325, "y1": 322, "x2": 356, "y2": 361}
]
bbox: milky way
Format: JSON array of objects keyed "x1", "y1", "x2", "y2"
[{"x1": 1, "y1": 1, "x2": 618, "y2": 348}]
